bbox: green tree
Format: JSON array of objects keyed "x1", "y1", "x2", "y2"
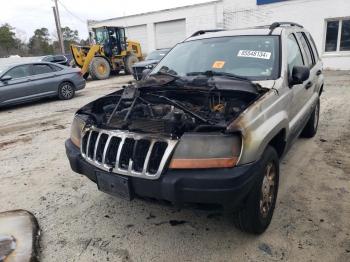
[
  {"x1": 28, "y1": 28, "x2": 54, "y2": 55},
  {"x1": 0, "y1": 23, "x2": 17, "y2": 57},
  {"x1": 62, "y1": 26, "x2": 79, "y2": 52}
]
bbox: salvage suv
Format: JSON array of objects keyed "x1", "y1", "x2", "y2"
[{"x1": 65, "y1": 22, "x2": 324, "y2": 234}]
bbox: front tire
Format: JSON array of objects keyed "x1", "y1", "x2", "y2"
[
  {"x1": 58, "y1": 82, "x2": 75, "y2": 100},
  {"x1": 89, "y1": 57, "x2": 111, "y2": 80},
  {"x1": 300, "y1": 98, "x2": 320, "y2": 138},
  {"x1": 233, "y1": 146, "x2": 279, "y2": 234}
]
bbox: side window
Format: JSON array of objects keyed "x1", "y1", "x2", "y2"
[
  {"x1": 50, "y1": 64, "x2": 63, "y2": 71},
  {"x1": 33, "y1": 64, "x2": 53, "y2": 75},
  {"x1": 6, "y1": 65, "x2": 32, "y2": 79},
  {"x1": 296, "y1": 32, "x2": 315, "y2": 68},
  {"x1": 287, "y1": 34, "x2": 304, "y2": 76},
  {"x1": 305, "y1": 32, "x2": 319, "y2": 60}
]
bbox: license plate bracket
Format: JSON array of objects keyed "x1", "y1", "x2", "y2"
[{"x1": 96, "y1": 171, "x2": 133, "y2": 200}]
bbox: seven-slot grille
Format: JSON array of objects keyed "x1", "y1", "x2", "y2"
[{"x1": 80, "y1": 127, "x2": 178, "y2": 180}]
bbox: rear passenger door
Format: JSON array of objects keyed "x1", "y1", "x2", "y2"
[
  {"x1": 295, "y1": 32, "x2": 319, "y2": 100},
  {"x1": 30, "y1": 64, "x2": 60, "y2": 96},
  {"x1": 287, "y1": 33, "x2": 307, "y2": 121},
  {"x1": 0, "y1": 65, "x2": 34, "y2": 105}
]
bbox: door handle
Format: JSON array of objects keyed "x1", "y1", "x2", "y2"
[
  {"x1": 316, "y1": 70, "x2": 322, "y2": 76},
  {"x1": 305, "y1": 82, "x2": 313, "y2": 89}
]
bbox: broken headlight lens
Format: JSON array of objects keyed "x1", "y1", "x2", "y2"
[
  {"x1": 169, "y1": 133, "x2": 242, "y2": 169},
  {"x1": 70, "y1": 115, "x2": 87, "y2": 148}
]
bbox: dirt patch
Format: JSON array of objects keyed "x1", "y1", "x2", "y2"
[{"x1": 0, "y1": 136, "x2": 32, "y2": 150}]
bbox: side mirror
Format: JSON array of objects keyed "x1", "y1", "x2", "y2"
[
  {"x1": 141, "y1": 68, "x2": 152, "y2": 80},
  {"x1": 290, "y1": 66, "x2": 310, "y2": 86},
  {"x1": 1, "y1": 75, "x2": 12, "y2": 82}
]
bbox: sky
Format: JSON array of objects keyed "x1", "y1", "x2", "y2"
[{"x1": 0, "y1": 0, "x2": 214, "y2": 42}]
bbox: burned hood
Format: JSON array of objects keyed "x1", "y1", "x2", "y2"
[{"x1": 76, "y1": 80, "x2": 266, "y2": 137}]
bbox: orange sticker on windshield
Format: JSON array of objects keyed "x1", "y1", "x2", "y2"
[{"x1": 212, "y1": 61, "x2": 225, "y2": 69}]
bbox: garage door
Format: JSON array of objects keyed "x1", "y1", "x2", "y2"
[
  {"x1": 155, "y1": 19, "x2": 186, "y2": 49},
  {"x1": 125, "y1": 25, "x2": 148, "y2": 55}
]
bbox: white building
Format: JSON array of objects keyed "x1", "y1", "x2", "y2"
[{"x1": 88, "y1": 0, "x2": 350, "y2": 70}]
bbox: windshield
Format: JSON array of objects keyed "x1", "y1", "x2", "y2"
[
  {"x1": 146, "y1": 50, "x2": 169, "y2": 61},
  {"x1": 152, "y1": 36, "x2": 280, "y2": 80},
  {"x1": 94, "y1": 28, "x2": 109, "y2": 44}
]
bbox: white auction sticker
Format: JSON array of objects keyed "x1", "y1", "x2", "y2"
[{"x1": 237, "y1": 50, "x2": 272, "y2": 60}]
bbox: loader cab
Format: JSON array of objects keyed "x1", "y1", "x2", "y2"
[{"x1": 93, "y1": 26, "x2": 127, "y2": 57}]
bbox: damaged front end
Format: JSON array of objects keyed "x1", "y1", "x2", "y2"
[{"x1": 70, "y1": 78, "x2": 266, "y2": 179}]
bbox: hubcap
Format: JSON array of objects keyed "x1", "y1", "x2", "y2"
[
  {"x1": 61, "y1": 84, "x2": 73, "y2": 98},
  {"x1": 259, "y1": 162, "x2": 276, "y2": 218},
  {"x1": 98, "y1": 64, "x2": 106, "y2": 74}
]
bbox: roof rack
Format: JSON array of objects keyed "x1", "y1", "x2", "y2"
[
  {"x1": 269, "y1": 22, "x2": 303, "y2": 34},
  {"x1": 189, "y1": 29, "x2": 225, "y2": 38}
]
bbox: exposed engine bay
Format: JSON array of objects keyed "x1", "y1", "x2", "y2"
[{"x1": 77, "y1": 80, "x2": 265, "y2": 137}]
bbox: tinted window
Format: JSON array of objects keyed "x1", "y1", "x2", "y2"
[
  {"x1": 33, "y1": 64, "x2": 53, "y2": 75},
  {"x1": 6, "y1": 65, "x2": 32, "y2": 79},
  {"x1": 340, "y1": 19, "x2": 350, "y2": 51},
  {"x1": 53, "y1": 55, "x2": 66, "y2": 62},
  {"x1": 42, "y1": 56, "x2": 53, "y2": 62},
  {"x1": 287, "y1": 34, "x2": 304, "y2": 76},
  {"x1": 296, "y1": 32, "x2": 314, "y2": 67},
  {"x1": 325, "y1": 21, "x2": 339, "y2": 52}
]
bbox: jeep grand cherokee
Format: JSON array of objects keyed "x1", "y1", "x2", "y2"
[{"x1": 65, "y1": 22, "x2": 324, "y2": 234}]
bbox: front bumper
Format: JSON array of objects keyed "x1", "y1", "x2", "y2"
[
  {"x1": 75, "y1": 79, "x2": 86, "y2": 90},
  {"x1": 65, "y1": 139, "x2": 261, "y2": 208}
]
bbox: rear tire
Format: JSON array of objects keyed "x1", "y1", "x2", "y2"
[
  {"x1": 124, "y1": 54, "x2": 139, "y2": 75},
  {"x1": 89, "y1": 57, "x2": 111, "y2": 80},
  {"x1": 300, "y1": 98, "x2": 320, "y2": 138},
  {"x1": 233, "y1": 146, "x2": 279, "y2": 234},
  {"x1": 58, "y1": 82, "x2": 75, "y2": 100}
]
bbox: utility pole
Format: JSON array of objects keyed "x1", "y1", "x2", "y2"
[{"x1": 52, "y1": 0, "x2": 65, "y2": 54}]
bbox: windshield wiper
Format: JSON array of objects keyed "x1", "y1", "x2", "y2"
[{"x1": 187, "y1": 70, "x2": 251, "y2": 82}]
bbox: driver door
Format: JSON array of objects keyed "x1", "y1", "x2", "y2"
[{"x1": 0, "y1": 64, "x2": 34, "y2": 106}]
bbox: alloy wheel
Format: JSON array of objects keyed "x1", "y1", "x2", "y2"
[{"x1": 259, "y1": 162, "x2": 277, "y2": 218}]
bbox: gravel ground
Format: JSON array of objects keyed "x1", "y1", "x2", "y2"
[{"x1": 0, "y1": 72, "x2": 349, "y2": 262}]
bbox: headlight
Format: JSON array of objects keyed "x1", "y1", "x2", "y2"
[
  {"x1": 70, "y1": 115, "x2": 87, "y2": 148},
  {"x1": 169, "y1": 133, "x2": 242, "y2": 169}
]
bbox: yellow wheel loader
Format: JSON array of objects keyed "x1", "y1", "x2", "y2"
[{"x1": 70, "y1": 26, "x2": 142, "y2": 80}]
